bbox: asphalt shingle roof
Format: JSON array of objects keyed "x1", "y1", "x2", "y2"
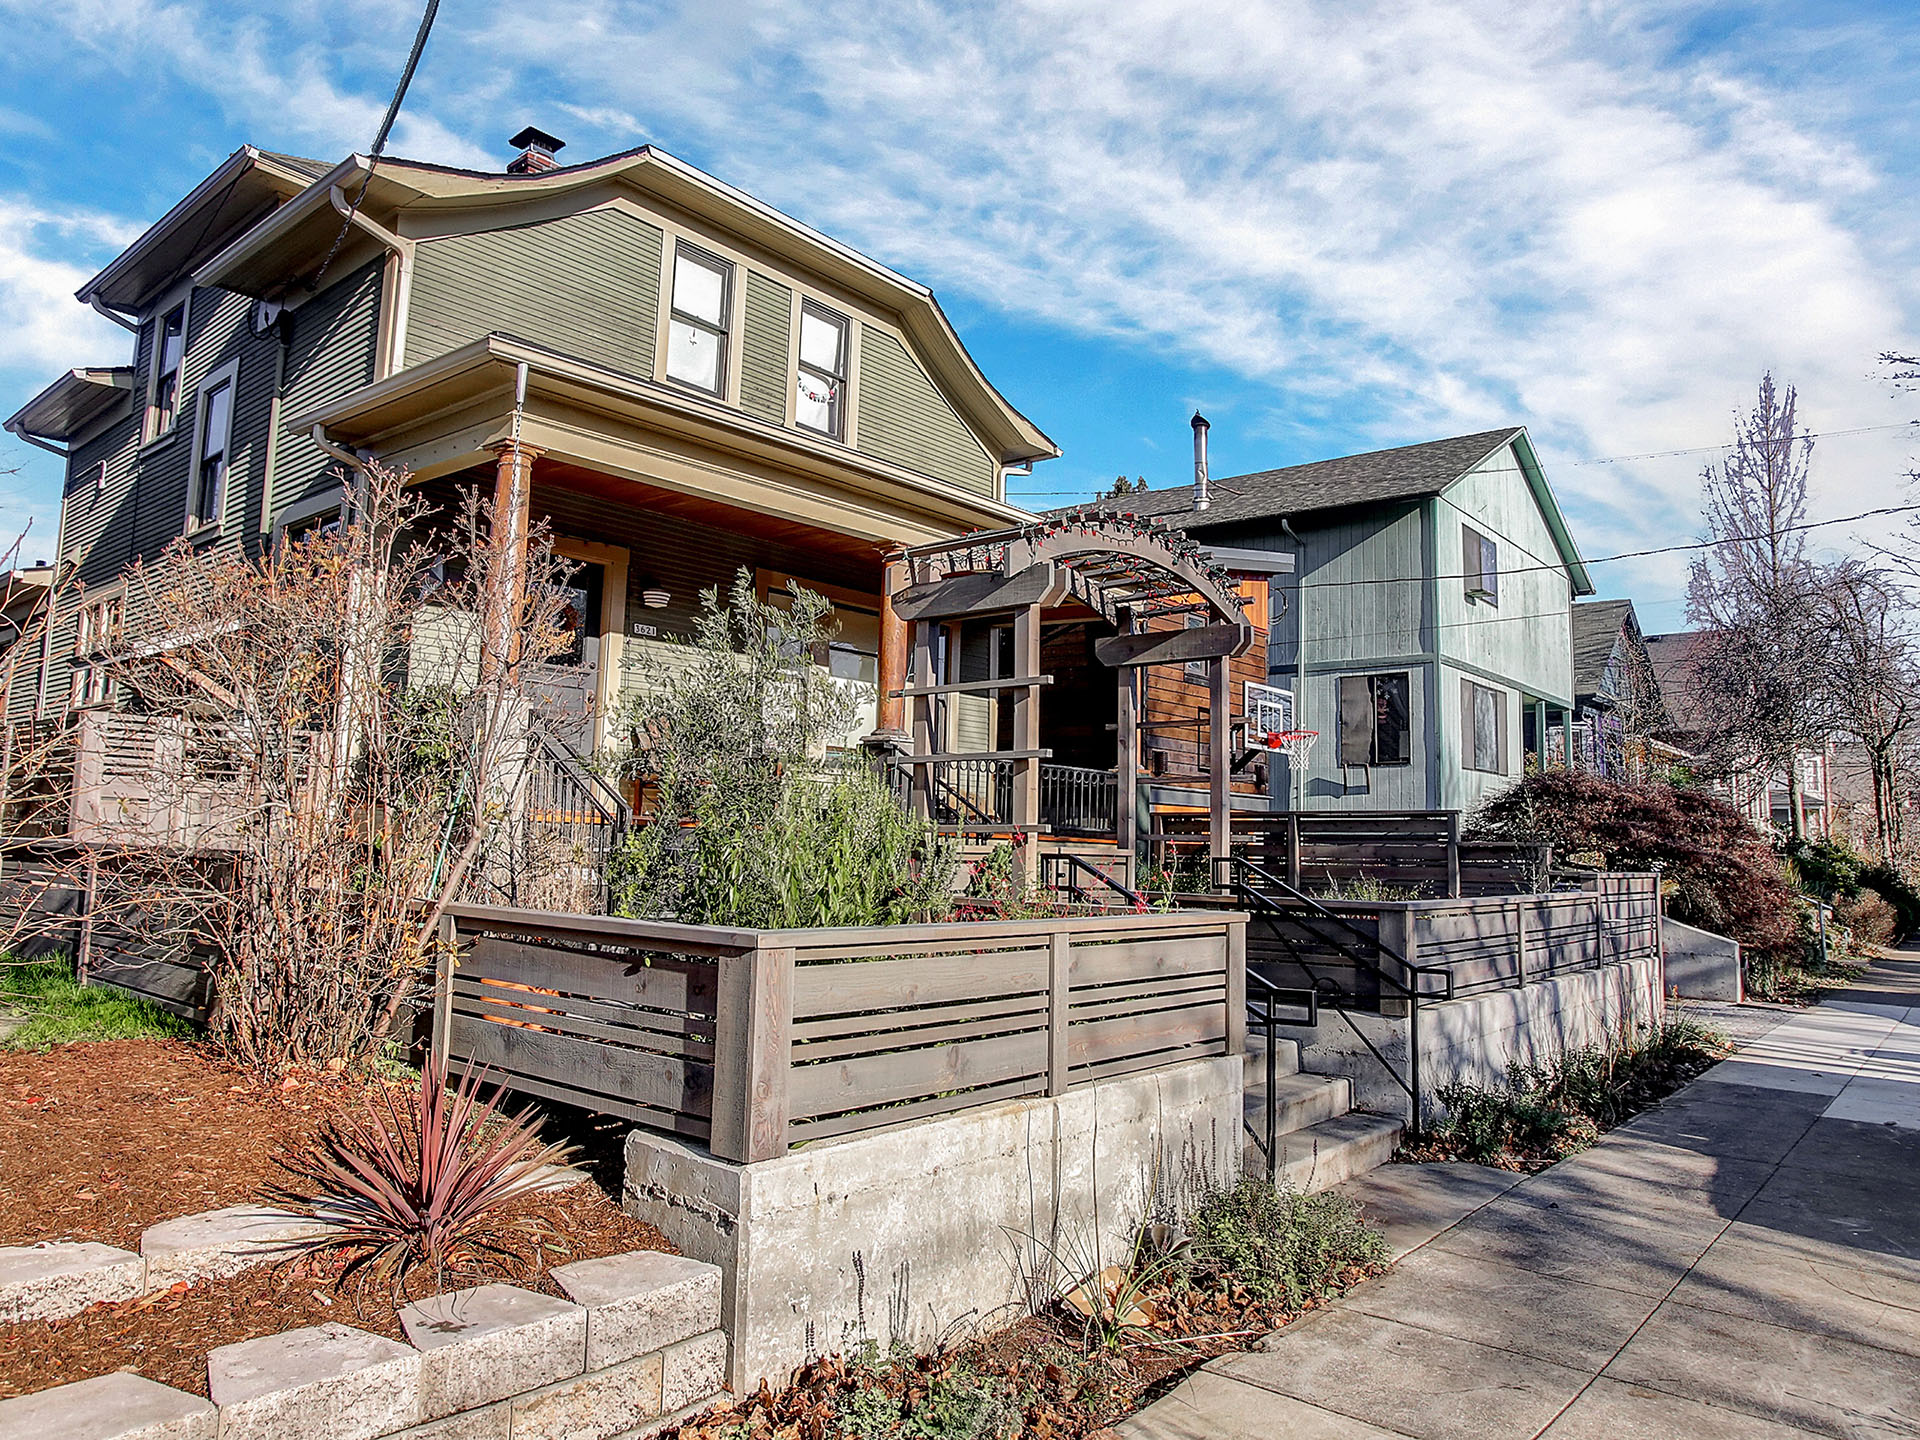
[
  {"x1": 1571, "y1": 598, "x2": 1635, "y2": 698},
  {"x1": 1073, "y1": 427, "x2": 1525, "y2": 530}
]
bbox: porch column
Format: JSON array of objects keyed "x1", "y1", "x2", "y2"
[
  {"x1": 1533, "y1": 698, "x2": 1548, "y2": 767},
  {"x1": 1012, "y1": 602, "x2": 1042, "y2": 887},
  {"x1": 482, "y1": 438, "x2": 539, "y2": 679},
  {"x1": 1562, "y1": 706, "x2": 1574, "y2": 768},
  {"x1": 867, "y1": 546, "x2": 911, "y2": 751},
  {"x1": 1208, "y1": 655, "x2": 1231, "y2": 886},
  {"x1": 908, "y1": 620, "x2": 937, "y2": 819}
]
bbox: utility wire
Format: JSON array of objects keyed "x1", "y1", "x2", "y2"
[
  {"x1": 1009, "y1": 420, "x2": 1920, "y2": 499},
  {"x1": 308, "y1": 0, "x2": 441, "y2": 294}
]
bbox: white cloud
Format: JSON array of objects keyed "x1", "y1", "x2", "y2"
[{"x1": 0, "y1": 198, "x2": 138, "y2": 376}]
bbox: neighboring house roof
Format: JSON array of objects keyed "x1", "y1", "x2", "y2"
[
  {"x1": 1570, "y1": 598, "x2": 1636, "y2": 700},
  {"x1": 1643, "y1": 631, "x2": 1709, "y2": 735},
  {"x1": 1081, "y1": 426, "x2": 1594, "y2": 594},
  {"x1": 5, "y1": 367, "x2": 135, "y2": 447},
  {"x1": 185, "y1": 144, "x2": 1057, "y2": 467}
]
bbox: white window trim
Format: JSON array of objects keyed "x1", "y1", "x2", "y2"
[
  {"x1": 661, "y1": 239, "x2": 736, "y2": 401},
  {"x1": 185, "y1": 358, "x2": 240, "y2": 535},
  {"x1": 142, "y1": 287, "x2": 193, "y2": 448}
]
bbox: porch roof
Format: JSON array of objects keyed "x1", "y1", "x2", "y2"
[{"x1": 288, "y1": 333, "x2": 1029, "y2": 548}]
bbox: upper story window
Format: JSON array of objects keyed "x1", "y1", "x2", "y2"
[
  {"x1": 665, "y1": 244, "x2": 732, "y2": 396},
  {"x1": 1463, "y1": 524, "x2": 1499, "y2": 605},
  {"x1": 1463, "y1": 679, "x2": 1508, "y2": 773},
  {"x1": 148, "y1": 302, "x2": 187, "y2": 440},
  {"x1": 74, "y1": 592, "x2": 125, "y2": 658},
  {"x1": 795, "y1": 302, "x2": 848, "y2": 439},
  {"x1": 1338, "y1": 672, "x2": 1411, "y2": 767},
  {"x1": 188, "y1": 361, "x2": 238, "y2": 530}
]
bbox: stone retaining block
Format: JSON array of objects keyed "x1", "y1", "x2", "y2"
[
  {"x1": 0, "y1": 1241, "x2": 144, "y2": 1324},
  {"x1": 208, "y1": 1323, "x2": 423, "y2": 1440},
  {"x1": 140, "y1": 1206, "x2": 331, "y2": 1288},
  {"x1": 399, "y1": 1283, "x2": 587, "y2": 1419},
  {"x1": 506, "y1": 1353, "x2": 664, "y2": 1440},
  {"x1": 661, "y1": 1331, "x2": 729, "y2": 1414},
  {"x1": 0, "y1": 1372, "x2": 216, "y2": 1440},
  {"x1": 553, "y1": 1251, "x2": 721, "y2": 1370}
]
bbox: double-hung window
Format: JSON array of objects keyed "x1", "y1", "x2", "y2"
[
  {"x1": 1462, "y1": 679, "x2": 1508, "y2": 773},
  {"x1": 665, "y1": 244, "x2": 732, "y2": 396},
  {"x1": 188, "y1": 360, "x2": 238, "y2": 530},
  {"x1": 149, "y1": 302, "x2": 187, "y2": 440},
  {"x1": 1337, "y1": 672, "x2": 1411, "y2": 766},
  {"x1": 795, "y1": 302, "x2": 849, "y2": 439},
  {"x1": 1463, "y1": 524, "x2": 1499, "y2": 604}
]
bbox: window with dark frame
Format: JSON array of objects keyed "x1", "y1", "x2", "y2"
[
  {"x1": 150, "y1": 304, "x2": 186, "y2": 438},
  {"x1": 1463, "y1": 524, "x2": 1499, "y2": 604},
  {"x1": 795, "y1": 302, "x2": 849, "y2": 438},
  {"x1": 191, "y1": 375, "x2": 234, "y2": 528},
  {"x1": 1462, "y1": 678, "x2": 1508, "y2": 773},
  {"x1": 665, "y1": 244, "x2": 732, "y2": 396},
  {"x1": 1337, "y1": 672, "x2": 1411, "y2": 766}
]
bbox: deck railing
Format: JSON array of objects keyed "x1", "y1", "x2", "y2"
[{"x1": 432, "y1": 904, "x2": 1248, "y2": 1162}]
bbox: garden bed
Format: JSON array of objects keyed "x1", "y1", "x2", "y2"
[{"x1": 0, "y1": 1036, "x2": 671, "y2": 1401}]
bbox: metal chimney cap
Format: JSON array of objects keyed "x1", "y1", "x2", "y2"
[
  {"x1": 1191, "y1": 411, "x2": 1210, "y2": 431},
  {"x1": 508, "y1": 126, "x2": 567, "y2": 156}
]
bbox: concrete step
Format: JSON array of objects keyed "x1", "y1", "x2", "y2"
[
  {"x1": 1242, "y1": 1034, "x2": 1301, "y2": 1086},
  {"x1": 1250, "y1": 1112, "x2": 1404, "y2": 1195},
  {"x1": 1243, "y1": 1073, "x2": 1353, "y2": 1140}
]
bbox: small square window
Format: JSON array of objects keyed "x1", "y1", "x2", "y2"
[
  {"x1": 795, "y1": 302, "x2": 848, "y2": 438},
  {"x1": 1463, "y1": 524, "x2": 1499, "y2": 604},
  {"x1": 665, "y1": 245, "x2": 732, "y2": 396},
  {"x1": 1338, "y1": 672, "x2": 1411, "y2": 767}
]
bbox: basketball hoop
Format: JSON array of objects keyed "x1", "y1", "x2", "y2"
[{"x1": 1258, "y1": 729, "x2": 1319, "y2": 766}]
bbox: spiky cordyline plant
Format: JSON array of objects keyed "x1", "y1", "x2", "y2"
[{"x1": 276, "y1": 1051, "x2": 576, "y2": 1292}]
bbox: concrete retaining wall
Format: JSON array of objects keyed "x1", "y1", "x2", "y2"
[
  {"x1": 1273, "y1": 956, "x2": 1663, "y2": 1121},
  {"x1": 622, "y1": 1055, "x2": 1242, "y2": 1391},
  {"x1": 1662, "y1": 917, "x2": 1743, "y2": 1001}
]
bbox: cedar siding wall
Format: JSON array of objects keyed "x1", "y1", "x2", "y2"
[
  {"x1": 18, "y1": 261, "x2": 383, "y2": 726},
  {"x1": 404, "y1": 209, "x2": 664, "y2": 379},
  {"x1": 854, "y1": 327, "x2": 997, "y2": 497},
  {"x1": 398, "y1": 199, "x2": 1001, "y2": 499}
]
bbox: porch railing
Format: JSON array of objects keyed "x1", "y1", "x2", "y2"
[
  {"x1": 1040, "y1": 763, "x2": 1118, "y2": 836},
  {"x1": 895, "y1": 756, "x2": 1121, "y2": 838},
  {"x1": 432, "y1": 904, "x2": 1248, "y2": 1162}
]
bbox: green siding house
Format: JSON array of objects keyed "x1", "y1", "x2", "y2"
[{"x1": 1102, "y1": 428, "x2": 1595, "y2": 813}]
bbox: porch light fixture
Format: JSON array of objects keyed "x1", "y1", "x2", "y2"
[{"x1": 640, "y1": 580, "x2": 671, "y2": 608}]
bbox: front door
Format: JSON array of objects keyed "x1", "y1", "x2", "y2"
[{"x1": 530, "y1": 559, "x2": 607, "y2": 753}]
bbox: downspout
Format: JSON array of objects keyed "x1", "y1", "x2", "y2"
[
  {"x1": 309, "y1": 425, "x2": 364, "y2": 475},
  {"x1": 3, "y1": 423, "x2": 68, "y2": 460},
  {"x1": 327, "y1": 184, "x2": 413, "y2": 379},
  {"x1": 89, "y1": 296, "x2": 140, "y2": 333}
]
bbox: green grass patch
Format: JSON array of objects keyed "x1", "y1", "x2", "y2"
[{"x1": 0, "y1": 957, "x2": 194, "y2": 1050}]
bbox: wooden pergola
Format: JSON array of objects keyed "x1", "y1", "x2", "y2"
[{"x1": 874, "y1": 511, "x2": 1255, "y2": 880}]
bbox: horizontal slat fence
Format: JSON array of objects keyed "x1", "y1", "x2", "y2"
[
  {"x1": 1154, "y1": 810, "x2": 1552, "y2": 897},
  {"x1": 438, "y1": 906, "x2": 1248, "y2": 1163}
]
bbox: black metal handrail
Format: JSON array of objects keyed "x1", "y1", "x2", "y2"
[
  {"x1": 1243, "y1": 966, "x2": 1318, "y2": 1178},
  {"x1": 1218, "y1": 854, "x2": 1451, "y2": 1132},
  {"x1": 1040, "y1": 851, "x2": 1147, "y2": 908}
]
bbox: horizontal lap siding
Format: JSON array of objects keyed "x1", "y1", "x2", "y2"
[
  {"x1": 404, "y1": 208, "x2": 663, "y2": 380},
  {"x1": 273, "y1": 263, "x2": 383, "y2": 516},
  {"x1": 854, "y1": 326, "x2": 996, "y2": 496},
  {"x1": 738, "y1": 271, "x2": 791, "y2": 425}
]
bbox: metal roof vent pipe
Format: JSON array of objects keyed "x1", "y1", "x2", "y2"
[
  {"x1": 507, "y1": 126, "x2": 566, "y2": 174},
  {"x1": 1191, "y1": 411, "x2": 1211, "y2": 512}
]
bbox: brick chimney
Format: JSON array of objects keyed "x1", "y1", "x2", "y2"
[{"x1": 507, "y1": 126, "x2": 566, "y2": 175}]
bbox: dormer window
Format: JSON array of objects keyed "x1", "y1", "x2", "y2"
[
  {"x1": 795, "y1": 302, "x2": 848, "y2": 439},
  {"x1": 665, "y1": 244, "x2": 732, "y2": 396},
  {"x1": 149, "y1": 302, "x2": 187, "y2": 439}
]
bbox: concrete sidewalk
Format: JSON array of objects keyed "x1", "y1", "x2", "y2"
[{"x1": 1120, "y1": 953, "x2": 1920, "y2": 1440}]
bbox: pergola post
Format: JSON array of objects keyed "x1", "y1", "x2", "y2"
[
  {"x1": 1115, "y1": 662, "x2": 1138, "y2": 877},
  {"x1": 908, "y1": 620, "x2": 937, "y2": 819},
  {"x1": 1012, "y1": 602, "x2": 1043, "y2": 887},
  {"x1": 1209, "y1": 655, "x2": 1231, "y2": 887}
]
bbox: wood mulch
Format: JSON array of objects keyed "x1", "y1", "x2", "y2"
[{"x1": 0, "y1": 1037, "x2": 671, "y2": 1401}]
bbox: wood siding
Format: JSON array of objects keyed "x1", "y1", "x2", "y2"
[
  {"x1": 404, "y1": 208, "x2": 664, "y2": 380},
  {"x1": 272, "y1": 261, "x2": 384, "y2": 517},
  {"x1": 738, "y1": 270, "x2": 792, "y2": 425},
  {"x1": 854, "y1": 325, "x2": 996, "y2": 496}
]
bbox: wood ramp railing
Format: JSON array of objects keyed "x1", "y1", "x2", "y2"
[{"x1": 434, "y1": 906, "x2": 1250, "y2": 1163}]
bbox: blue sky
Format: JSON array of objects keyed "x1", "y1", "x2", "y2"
[{"x1": 1, "y1": 0, "x2": 1916, "y2": 631}]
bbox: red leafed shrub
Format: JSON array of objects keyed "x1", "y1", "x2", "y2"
[{"x1": 1469, "y1": 770, "x2": 1803, "y2": 963}]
